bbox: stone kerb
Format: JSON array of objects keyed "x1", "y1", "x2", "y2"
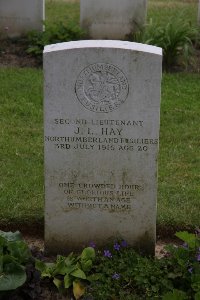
[
  {"x1": 44, "y1": 40, "x2": 162, "y2": 255},
  {"x1": 80, "y1": 0, "x2": 147, "y2": 39},
  {"x1": 0, "y1": 0, "x2": 44, "y2": 38}
]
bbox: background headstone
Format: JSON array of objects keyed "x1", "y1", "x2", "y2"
[
  {"x1": 198, "y1": 0, "x2": 200, "y2": 25},
  {"x1": 80, "y1": 0, "x2": 147, "y2": 39},
  {"x1": 44, "y1": 40, "x2": 162, "y2": 255},
  {"x1": 0, "y1": 0, "x2": 44, "y2": 38}
]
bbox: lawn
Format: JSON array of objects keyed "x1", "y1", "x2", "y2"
[
  {"x1": 0, "y1": 0, "x2": 200, "y2": 234},
  {"x1": 148, "y1": 0, "x2": 197, "y2": 25},
  {"x1": 45, "y1": 0, "x2": 198, "y2": 27},
  {"x1": 0, "y1": 69, "x2": 199, "y2": 232},
  {"x1": 0, "y1": 68, "x2": 43, "y2": 226},
  {"x1": 158, "y1": 73, "x2": 200, "y2": 230}
]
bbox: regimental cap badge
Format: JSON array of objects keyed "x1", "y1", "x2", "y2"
[{"x1": 75, "y1": 63, "x2": 129, "y2": 113}]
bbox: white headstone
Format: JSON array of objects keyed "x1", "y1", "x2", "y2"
[
  {"x1": 0, "y1": 0, "x2": 44, "y2": 38},
  {"x1": 44, "y1": 40, "x2": 162, "y2": 255},
  {"x1": 80, "y1": 0, "x2": 147, "y2": 39}
]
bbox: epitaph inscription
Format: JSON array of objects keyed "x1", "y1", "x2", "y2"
[
  {"x1": 75, "y1": 63, "x2": 129, "y2": 113},
  {"x1": 58, "y1": 182, "x2": 143, "y2": 212}
]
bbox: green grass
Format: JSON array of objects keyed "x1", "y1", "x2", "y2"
[
  {"x1": 148, "y1": 0, "x2": 198, "y2": 25},
  {"x1": 0, "y1": 68, "x2": 44, "y2": 226},
  {"x1": 0, "y1": 69, "x2": 200, "y2": 231},
  {"x1": 158, "y1": 73, "x2": 200, "y2": 229},
  {"x1": 45, "y1": 0, "x2": 198, "y2": 28},
  {"x1": 46, "y1": 1, "x2": 80, "y2": 26}
]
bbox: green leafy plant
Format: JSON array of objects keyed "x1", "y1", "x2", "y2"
[
  {"x1": 36, "y1": 246, "x2": 97, "y2": 299},
  {"x1": 86, "y1": 233, "x2": 200, "y2": 299},
  {"x1": 87, "y1": 240, "x2": 173, "y2": 299},
  {"x1": 0, "y1": 230, "x2": 31, "y2": 292},
  {"x1": 131, "y1": 15, "x2": 200, "y2": 70},
  {"x1": 161, "y1": 231, "x2": 200, "y2": 299},
  {"x1": 3, "y1": 230, "x2": 200, "y2": 299},
  {"x1": 162, "y1": 289, "x2": 188, "y2": 300},
  {"x1": 26, "y1": 20, "x2": 85, "y2": 60}
]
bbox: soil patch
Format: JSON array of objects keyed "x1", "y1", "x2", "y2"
[
  {"x1": 0, "y1": 37, "x2": 200, "y2": 72},
  {"x1": 23, "y1": 234, "x2": 175, "y2": 259},
  {"x1": 0, "y1": 38, "x2": 41, "y2": 68},
  {"x1": 0, "y1": 220, "x2": 194, "y2": 242}
]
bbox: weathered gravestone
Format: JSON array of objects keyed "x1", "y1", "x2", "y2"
[
  {"x1": 0, "y1": 0, "x2": 44, "y2": 38},
  {"x1": 80, "y1": 0, "x2": 147, "y2": 39},
  {"x1": 44, "y1": 40, "x2": 162, "y2": 255}
]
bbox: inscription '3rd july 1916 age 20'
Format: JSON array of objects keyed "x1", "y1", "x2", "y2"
[{"x1": 75, "y1": 63, "x2": 129, "y2": 113}]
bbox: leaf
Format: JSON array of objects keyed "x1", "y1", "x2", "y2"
[
  {"x1": 0, "y1": 231, "x2": 22, "y2": 242},
  {"x1": 73, "y1": 280, "x2": 85, "y2": 300},
  {"x1": 53, "y1": 259, "x2": 67, "y2": 276},
  {"x1": 195, "y1": 292, "x2": 200, "y2": 300},
  {"x1": 35, "y1": 259, "x2": 55, "y2": 277},
  {"x1": 64, "y1": 253, "x2": 77, "y2": 267},
  {"x1": 81, "y1": 247, "x2": 95, "y2": 262},
  {"x1": 7, "y1": 241, "x2": 31, "y2": 264},
  {"x1": 71, "y1": 268, "x2": 86, "y2": 280},
  {"x1": 0, "y1": 262, "x2": 26, "y2": 291},
  {"x1": 62, "y1": 264, "x2": 77, "y2": 275},
  {"x1": 81, "y1": 247, "x2": 95, "y2": 272},
  {"x1": 81, "y1": 259, "x2": 93, "y2": 273},
  {"x1": 3, "y1": 254, "x2": 16, "y2": 265},
  {"x1": 64, "y1": 274, "x2": 73, "y2": 288},
  {"x1": 0, "y1": 256, "x2": 3, "y2": 273},
  {"x1": 0, "y1": 236, "x2": 6, "y2": 251},
  {"x1": 168, "y1": 272, "x2": 182, "y2": 279},
  {"x1": 53, "y1": 278, "x2": 63, "y2": 291},
  {"x1": 53, "y1": 258, "x2": 76, "y2": 276},
  {"x1": 192, "y1": 274, "x2": 200, "y2": 281},
  {"x1": 162, "y1": 289, "x2": 188, "y2": 300},
  {"x1": 87, "y1": 273, "x2": 101, "y2": 282},
  {"x1": 175, "y1": 231, "x2": 196, "y2": 249}
]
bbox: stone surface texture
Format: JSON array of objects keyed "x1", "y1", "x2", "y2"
[
  {"x1": 44, "y1": 40, "x2": 162, "y2": 255},
  {"x1": 0, "y1": 0, "x2": 44, "y2": 38},
  {"x1": 80, "y1": 0, "x2": 147, "y2": 39}
]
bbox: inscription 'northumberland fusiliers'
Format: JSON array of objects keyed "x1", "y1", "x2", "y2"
[{"x1": 75, "y1": 63, "x2": 129, "y2": 113}]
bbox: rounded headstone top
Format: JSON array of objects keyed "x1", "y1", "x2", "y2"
[{"x1": 44, "y1": 40, "x2": 162, "y2": 56}]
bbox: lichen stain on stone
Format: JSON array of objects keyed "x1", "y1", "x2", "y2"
[
  {"x1": 45, "y1": 238, "x2": 88, "y2": 256},
  {"x1": 121, "y1": 170, "x2": 129, "y2": 186},
  {"x1": 134, "y1": 230, "x2": 155, "y2": 256},
  {"x1": 81, "y1": 18, "x2": 91, "y2": 36},
  {"x1": 45, "y1": 230, "x2": 155, "y2": 256}
]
